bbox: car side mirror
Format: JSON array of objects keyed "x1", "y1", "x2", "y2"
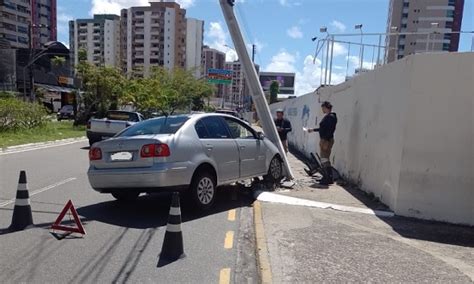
[{"x1": 257, "y1": 131, "x2": 265, "y2": 140}]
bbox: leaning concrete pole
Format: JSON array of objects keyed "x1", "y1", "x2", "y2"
[{"x1": 219, "y1": 0, "x2": 294, "y2": 180}]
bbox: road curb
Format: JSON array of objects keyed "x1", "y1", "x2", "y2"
[
  {"x1": 253, "y1": 201, "x2": 273, "y2": 284},
  {"x1": 1, "y1": 136, "x2": 87, "y2": 154}
]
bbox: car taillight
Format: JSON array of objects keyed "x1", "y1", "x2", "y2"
[
  {"x1": 89, "y1": 147, "x2": 102, "y2": 160},
  {"x1": 86, "y1": 120, "x2": 91, "y2": 129},
  {"x1": 140, "y1": 144, "x2": 170, "y2": 158}
]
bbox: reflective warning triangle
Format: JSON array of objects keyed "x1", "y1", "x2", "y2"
[{"x1": 50, "y1": 200, "x2": 86, "y2": 235}]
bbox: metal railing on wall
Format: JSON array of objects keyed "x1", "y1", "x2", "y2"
[{"x1": 313, "y1": 29, "x2": 474, "y2": 86}]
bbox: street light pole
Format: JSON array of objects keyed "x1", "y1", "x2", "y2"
[{"x1": 355, "y1": 24, "x2": 363, "y2": 72}]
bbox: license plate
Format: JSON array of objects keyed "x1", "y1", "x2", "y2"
[{"x1": 110, "y1": 151, "x2": 133, "y2": 161}]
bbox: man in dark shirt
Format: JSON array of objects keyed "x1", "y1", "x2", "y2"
[
  {"x1": 274, "y1": 109, "x2": 292, "y2": 153},
  {"x1": 308, "y1": 101, "x2": 337, "y2": 185}
]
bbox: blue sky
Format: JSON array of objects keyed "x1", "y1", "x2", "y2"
[{"x1": 57, "y1": 0, "x2": 473, "y2": 95}]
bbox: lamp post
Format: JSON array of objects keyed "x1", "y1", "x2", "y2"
[
  {"x1": 355, "y1": 24, "x2": 363, "y2": 72},
  {"x1": 25, "y1": 23, "x2": 49, "y2": 101}
]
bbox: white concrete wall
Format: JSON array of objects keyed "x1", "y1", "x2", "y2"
[
  {"x1": 270, "y1": 52, "x2": 474, "y2": 225},
  {"x1": 143, "y1": 11, "x2": 152, "y2": 77}
]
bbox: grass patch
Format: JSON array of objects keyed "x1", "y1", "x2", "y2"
[{"x1": 0, "y1": 120, "x2": 86, "y2": 148}]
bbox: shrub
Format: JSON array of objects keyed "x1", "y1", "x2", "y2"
[{"x1": 0, "y1": 98, "x2": 48, "y2": 132}]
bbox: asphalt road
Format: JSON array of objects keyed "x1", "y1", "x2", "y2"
[{"x1": 0, "y1": 141, "x2": 258, "y2": 283}]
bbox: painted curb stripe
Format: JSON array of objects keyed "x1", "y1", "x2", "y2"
[
  {"x1": 14, "y1": 198, "x2": 30, "y2": 206},
  {"x1": 227, "y1": 209, "x2": 236, "y2": 221},
  {"x1": 166, "y1": 223, "x2": 182, "y2": 233},
  {"x1": 219, "y1": 268, "x2": 231, "y2": 284},
  {"x1": 256, "y1": 191, "x2": 395, "y2": 217},
  {"x1": 224, "y1": 231, "x2": 234, "y2": 249}
]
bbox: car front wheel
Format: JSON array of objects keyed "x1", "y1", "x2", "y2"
[
  {"x1": 190, "y1": 171, "x2": 216, "y2": 210},
  {"x1": 264, "y1": 156, "x2": 283, "y2": 182}
]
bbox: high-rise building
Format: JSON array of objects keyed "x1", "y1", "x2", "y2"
[
  {"x1": 69, "y1": 15, "x2": 121, "y2": 68},
  {"x1": 0, "y1": 0, "x2": 56, "y2": 49},
  {"x1": 185, "y1": 18, "x2": 203, "y2": 78},
  {"x1": 1, "y1": 0, "x2": 31, "y2": 48},
  {"x1": 202, "y1": 45, "x2": 226, "y2": 98},
  {"x1": 223, "y1": 60, "x2": 259, "y2": 109},
  {"x1": 385, "y1": 0, "x2": 464, "y2": 63},
  {"x1": 31, "y1": 0, "x2": 57, "y2": 48},
  {"x1": 121, "y1": 1, "x2": 186, "y2": 77}
]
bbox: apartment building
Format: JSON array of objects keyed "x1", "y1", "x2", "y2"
[
  {"x1": 185, "y1": 18, "x2": 203, "y2": 78},
  {"x1": 223, "y1": 61, "x2": 259, "y2": 109},
  {"x1": 31, "y1": 0, "x2": 57, "y2": 48},
  {"x1": 120, "y1": 1, "x2": 186, "y2": 77},
  {"x1": 69, "y1": 14, "x2": 121, "y2": 68},
  {"x1": 1, "y1": 0, "x2": 31, "y2": 48},
  {"x1": 1, "y1": 0, "x2": 56, "y2": 49},
  {"x1": 386, "y1": 0, "x2": 464, "y2": 62},
  {"x1": 202, "y1": 45, "x2": 226, "y2": 98}
]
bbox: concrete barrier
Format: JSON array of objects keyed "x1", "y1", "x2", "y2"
[{"x1": 270, "y1": 52, "x2": 474, "y2": 225}]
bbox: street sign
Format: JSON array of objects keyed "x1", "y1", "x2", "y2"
[{"x1": 208, "y1": 68, "x2": 232, "y2": 85}]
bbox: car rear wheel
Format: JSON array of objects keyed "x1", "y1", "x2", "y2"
[
  {"x1": 190, "y1": 171, "x2": 216, "y2": 210},
  {"x1": 111, "y1": 191, "x2": 139, "y2": 201},
  {"x1": 264, "y1": 156, "x2": 283, "y2": 182}
]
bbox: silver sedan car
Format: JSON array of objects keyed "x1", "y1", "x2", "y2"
[{"x1": 87, "y1": 113, "x2": 283, "y2": 209}]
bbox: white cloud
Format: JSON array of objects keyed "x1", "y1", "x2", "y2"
[
  {"x1": 287, "y1": 26, "x2": 303, "y2": 39},
  {"x1": 331, "y1": 42, "x2": 348, "y2": 57},
  {"x1": 330, "y1": 20, "x2": 346, "y2": 32},
  {"x1": 246, "y1": 39, "x2": 266, "y2": 55},
  {"x1": 279, "y1": 0, "x2": 301, "y2": 7},
  {"x1": 265, "y1": 50, "x2": 347, "y2": 95},
  {"x1": 204, "y1": 21, "x2": 238, "y2": 61},
  {"x1": 57, "y1": 12, "x2": 73, "y2": 36},
  {"x1": 347, "y1": 55, "x2": 375, "y2": 70},
  {"x1": 61, "y1": 41, "x2": 70, "y2": 49},
  {"x1": 90, "y1": 0, "x2": 194, "y2": 16},
  {"x1": 264, "y1": 50, "x2": 297, "y2": 73}
]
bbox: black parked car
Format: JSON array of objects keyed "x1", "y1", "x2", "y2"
[{"x1": 57, "y1": 105, "x2": 75, "y2": 121}]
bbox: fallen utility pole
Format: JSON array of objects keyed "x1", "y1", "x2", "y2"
[{"x1": 219, "y1": 0, "x2": 294, "y2": 180}]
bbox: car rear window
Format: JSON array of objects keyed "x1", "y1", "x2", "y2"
[
  {"x1": 118, "y1": 116, "x2": 189, "y2": 137},
  {"x1": 107, "y1": 111, "x2": 139, "y2": 122}
]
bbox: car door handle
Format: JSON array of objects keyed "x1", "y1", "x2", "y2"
[
  {"x1": 205, "y1": 144, "x2": 214, "y2": 151},
  {"x1": 239, "y1": 145, "x2": 246, "y2": 149}
]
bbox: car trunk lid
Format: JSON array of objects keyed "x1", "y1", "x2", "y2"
[{"x1": 91, "y1": 134, "x2": 172, "y2": 169}]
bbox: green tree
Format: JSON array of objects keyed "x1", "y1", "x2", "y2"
[
  {"x1": 269, "y1": 80, "x2": 279, "y2": 104},
  {"x1": 122, "y1": 67, "x2": 213, "y2": 117},
  {"x1": 75, "y1": 49, "x2": 126, "y2": 124},
  {"x1": 51, "y1": 56, "x2": 66, "y2": 67}
]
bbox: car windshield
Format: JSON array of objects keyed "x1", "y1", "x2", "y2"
[
  {"x1": 118, "y1": 116, "x2": 189, "y2": 137},
  {"x1": 60, "y1": 105, "x2": 73, "y2": 111},
  {"x1": 107, "y1": 111, "x2": 139, "y2": 122}
]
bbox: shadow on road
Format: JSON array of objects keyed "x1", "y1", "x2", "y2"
[{"x1": 76, "y1": 186, "x2": 255, "y2": 229}]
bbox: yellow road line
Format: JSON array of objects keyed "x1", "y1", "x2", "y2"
[
  {"x1": 219, "y1": 268, "x2": 231, "y2": 284},
  {"x1": 227, "y1": 209, "x2": 236, "y2": 221},
  {"x1": 224, "y1": 231, "x2": 234, "y2": 249},
  {"x1": 254, "y1": 201, "x2": 273, "y2": 284}
]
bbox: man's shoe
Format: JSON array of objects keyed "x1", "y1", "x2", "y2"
[
  {"x1": 318, "y1": 176, "x2": 330, "y2": 185},
  {"x1": 304, "y1": 168, "x2": 315, "y2": 176}
]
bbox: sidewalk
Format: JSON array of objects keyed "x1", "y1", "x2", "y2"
[{"x1": 256, "y1": 152, "x2": 474, "y2": 283}]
